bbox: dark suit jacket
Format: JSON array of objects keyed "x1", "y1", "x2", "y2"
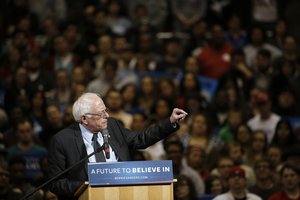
[{"x1": 48, "y1": 117, "x2": 178, "y2": 199}]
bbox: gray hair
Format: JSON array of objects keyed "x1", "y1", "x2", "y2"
[{"x1": 72, "y1": 93, "x2": 102, "y2": 122}]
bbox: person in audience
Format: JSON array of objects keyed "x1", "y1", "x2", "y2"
[
  {"x1": 6, "y1": 118, "x2": 48, "y2": 181},
  {"x1": 249, "y1": 158, "x2": 279, "y2": 200},
  {"x1": 104, "y1": 88, "x2": 133, "y2": 129},
  {"x1": 213, "y1": 166, "x2": 262, "y2": 200},
  {"x1": 247, "y1": 90, "x2": 281, "y2": 144},
  {"x1": 269, "y1": 164, "x2": 300, "y2": 200},
  {"x1": 205, "y1": 175, "x2": 225, "y2": 198},
  {"x1": 174, "y1": 174, "x2": 198, "y2": 200},
  {"x1": 164, "y1": 140, "x2": 205, "y2": 196},
  {"x1": 9, "y1": 156, "x2": 44, "y2": 199}
]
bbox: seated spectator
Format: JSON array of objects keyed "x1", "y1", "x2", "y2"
[
  {"x1": 104, "y1": 88, "x2": 133, "y2": 129},
  {"x1": 269, "y1": 164, "x2": 300, "y2": 200},
  {"x1": 164, "y1": 140, "x2": 205, "y2": 197},
  {"x1": 249, "y1": 158, "x2": 279, "y2": 200},
  {"x1": 174, "y1": 175, "x2": 198, "y2": 200},
  {"x1": 244, "y1": 130, "x2": 268, "y2": 167},
  {"x1": 0, "y1": 165, "x2": 23, "y2": 200},
  {"x1": 210, "y1": 156, "x2": 235, "y2": 191},
  {"x1": 213, "y1": 166, "x2": 262, "y2": 200},
  {"x1": 271, "y1": 119, "x2": 299, "y2": 152},
  {"x1": 9, "y1": 156, "x2": 43, "y2": 199},
  {"x1": 247, "y1": 91, "x2": 281, "y2": 144},
  {"x1": 205, "y1": 175, "x2": 225, "y2": 197},
  {"x1": 6, "y1": 118, "x2": 48, "y2": 181},
  {"x1": 185, "y1": 145, "x2": 210, "y2": 181}
]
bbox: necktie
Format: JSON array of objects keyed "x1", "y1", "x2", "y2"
[{"x1": 92, "y1": 133, "x2": 106, "y2": 162}]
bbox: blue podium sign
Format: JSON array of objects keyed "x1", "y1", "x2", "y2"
[{"x1": 87, "y1": 160, "x2": 173, "y2": 186}]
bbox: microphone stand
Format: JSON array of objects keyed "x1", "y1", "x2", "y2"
[{"x1": 20, "y1": 146, "x2": 104, "y2": 200}]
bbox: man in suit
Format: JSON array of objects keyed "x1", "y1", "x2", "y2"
[{"x1": 48, "y1": 92, "x2": 187, "y2": 199}]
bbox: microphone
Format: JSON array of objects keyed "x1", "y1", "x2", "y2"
[
  {"x1": 20, "y1": 146, "x2": 104, "y2": 200},
  {"x1": 101, "y1": 128, "x2": 110, "y2": 159}
]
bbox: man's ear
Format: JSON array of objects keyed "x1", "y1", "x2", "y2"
[{"x1": 81, "y1": 115, "x2": 88, "y2": 125}]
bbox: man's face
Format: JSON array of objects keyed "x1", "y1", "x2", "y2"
[
  {"x1": 187, "y1": 150, "x2": 203, "y2": 168},
  {"x1": 228, "y1": 175, "x2": 247, "y2": 191},
  {"x1": 82, "y1": 96, "x2": 108, "y2": 133},
  {"x1": 166, "y1": 144, "x2": 183, "y2": 167},
  {"x1": 255, "y1": 161, "x2": 271, "y2": 180},
  {"x1": 106, "y1": 91, "x2": 122, "y2": 112},
  {"x1": 281, "y1": 168, "x2": 300, "y2": 191},
  {"x1": 218, "y1": 159, "x2": 234, "y2": 178},
  {"x1": 17, "y1": 121, "x2": 33, "y2": 145}
]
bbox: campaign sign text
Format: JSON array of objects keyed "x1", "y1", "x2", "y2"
[{"x1": 88, "y1": 160, "x2": 173, "y2": 186}]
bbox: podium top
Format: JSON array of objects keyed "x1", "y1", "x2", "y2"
[{"x1": 87, "y1": 160, "x2": 174, "y2": 186}]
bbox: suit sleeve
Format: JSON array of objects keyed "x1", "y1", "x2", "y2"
[
  {"x1": 48, "y1": 133, "x2": 84, "y2": 199},
  {"x1": 111, "y1": 118, "x2": 179, "y2": 149}
]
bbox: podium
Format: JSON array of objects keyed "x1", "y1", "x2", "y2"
[
  {"x1": 75, "y1": 181, "x2": 174, "y2": 200},
  {"x1": 75, "y1": 160, "x2": 174, "y2": 200}
]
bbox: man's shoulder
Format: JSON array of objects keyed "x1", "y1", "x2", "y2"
[
  {"x1": 212, "y1": 193, "x2": 229, "y2": 200},
  {"x1": 53, "y1": 123, "x2": 80, "y2": 139}
]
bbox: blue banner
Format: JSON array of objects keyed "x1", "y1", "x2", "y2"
[{"x1": 88, "y1": 160, "x2": 173, "y2": 186}]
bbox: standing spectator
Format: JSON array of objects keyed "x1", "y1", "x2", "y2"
[
  {"x1": 269, "y1": 164, "x2": 300, "y2": 200},
  {"x1": 213, "y1": 166, "x2": 262, "y2": 200}
]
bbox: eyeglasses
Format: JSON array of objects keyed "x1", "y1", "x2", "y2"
[{"x1": 85, "y1": 108, "x2": 109, "y2": 118}]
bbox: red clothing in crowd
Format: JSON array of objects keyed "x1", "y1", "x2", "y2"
[
  {"x1": 269, "y1": 191, "x2": 300, "y2": 200},
  {"x1": 197, "y1": 44, "x2": 233, "y2": 80}
]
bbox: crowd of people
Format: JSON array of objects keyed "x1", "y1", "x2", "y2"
[{"x1": 0, "y1": 0, "x2": 300, "y2": 200}]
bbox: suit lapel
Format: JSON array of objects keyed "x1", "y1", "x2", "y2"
[{"x1": 73, "y1": 123, "x2": 89, "y2": 178}]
